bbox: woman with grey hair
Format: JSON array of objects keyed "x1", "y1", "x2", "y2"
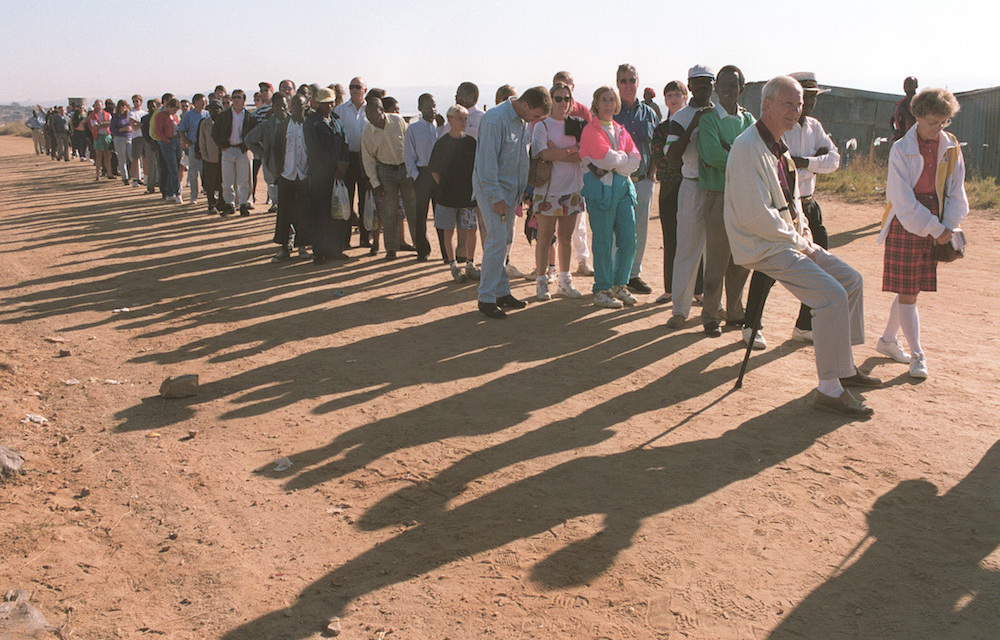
[{"x1": 876, "y1": 88, "x2": 968, "y2": 379}]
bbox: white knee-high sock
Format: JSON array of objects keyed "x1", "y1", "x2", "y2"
[
  {"x1": 898, "y1": 302, "x2": 922, "y2": 356},
  {"x1": 881, "y1": 295, "x2": 901, "y2": 343}
]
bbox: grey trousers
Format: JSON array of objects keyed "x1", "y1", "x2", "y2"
[
  {"x1": 745, "y1": 247, "x2": 864, "y2": 381},
  {"x1": 702, "y1": 190, "x2": 749, "y2": 323}
]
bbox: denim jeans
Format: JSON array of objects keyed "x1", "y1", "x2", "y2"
[
  {"x1": 158, "y1": 137, "x2": 181, "y2": 197},
  {"x1": 476, "y1": 197, "x2": 516, "y2": 303}
]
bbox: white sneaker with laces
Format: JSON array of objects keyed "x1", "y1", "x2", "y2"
[
  {"x1": 506, "y1": 263, "x2": 525, "y2": 278},
  {"x1": 612, "y1": 285, "x2": 637, "y2": 306},
  {"x1": 743, "y1": 327, "x2": 767, "y2": 350},
  {"x1": 556, "y1": 277, "x2": 582, "y2": 299},
  {"x1": 577, "y1": 260, "x2": 594, "y2": 276},
  {"x1": 594, "y1": 289, "x2": 624, "y2": 309},
  {"x1": 451, "y1": 264, "x2": 466, "y2": 283},
  {"x1": 536, "y1": 279, "x2": 551, "y2": 301},
  {"x1": 909, "y1": 352, "x2": 929, "y2": 379},
  {"x1": 876, "y1": 337, "x2": 911, "y2": 363},
  {"x1": 791, "y1": 327, "x2": 814, "y2": 343}
]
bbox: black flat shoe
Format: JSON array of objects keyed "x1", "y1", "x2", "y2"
[
  {"x1": 497, "y1": 294, "x2": 526, "y2": 310},
  {"x1": 478, "y1": 302, "x2": 506, "y2": 319}
]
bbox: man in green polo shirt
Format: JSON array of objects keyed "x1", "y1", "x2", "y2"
[{"x1": 696, "y1": 65, "x2": 758, "y2": 345}]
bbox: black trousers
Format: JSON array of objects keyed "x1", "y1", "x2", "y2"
[
  {"x1": 796, "y1": 198, "x2": 830, "y2": 330},
  {"x1": 276, "y1": 176, "x2": 311, "y2": 248},
  {"x1": 309, "y1": 168, "x2": 347, "y2": 258},
  {"x1": 344, "y1": 151, "x2": 370, "y2": 242},
  {"x1": 410, "y1": 167, "x2": 435, "y2": 258}
]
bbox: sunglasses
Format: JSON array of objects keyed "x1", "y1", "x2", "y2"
[
  {"x1": 552, "y1": 96, "x2": 572, "y2": 103},
  {"x1": 618, "y1": 77, "x2": 637, "y2": 84}
]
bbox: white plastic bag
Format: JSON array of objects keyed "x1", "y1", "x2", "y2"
[
  {"x1": 363, "y1": 191, "x2": 377, "y2": 230},
  {"x1": 330, "y1": 180, "x2": 350, "y2": 220}
]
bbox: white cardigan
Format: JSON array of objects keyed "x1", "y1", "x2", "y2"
[
  {"x1": 724, "y1": 124, "x2": 811, "y2": 267},
  {"x1": 879, "y1": 126, "x2": 969, "y2": 244}
]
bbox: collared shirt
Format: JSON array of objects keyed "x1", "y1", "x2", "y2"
[
  {"x1": 756, "y1": 120, "x2": 795, "y2": 212},
  {"x1": 472, "y1": 99, "x2": 529, "y2": 208},
  {"x1": 613, "y1": 99, "x2": 659, "y2": 179},
  {"x1": 282, "y1": 119, "x2": 308, "y2": 181},
  {"x1": 360, "y1": 113, "x2": 408, "y2": 189},
  {"x1": 229, "y1": 109, "x2": 246, "y2": 146},
  {"x1": 403, "y1": 117, "x2": 439, "y2": 179},
  {"x1": 696, "y1": 103, "x2": 755, "y2": 192},
  {"x1": 333, "y1": 100, "x2": 368, "y2": 152},
  {"x1": 782, "y1": 117, "x2": 840, "y2": 198},
  {"x1": 665, "y1": 100, "x2": 714, "y2": 180},
  {"x1": 178, "y1": 108, "x2": 208, "y2": 144}
]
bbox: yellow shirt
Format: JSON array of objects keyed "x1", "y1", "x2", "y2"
[{"x1": 360, "y1": 113, "x2": 408, "y2": 188}]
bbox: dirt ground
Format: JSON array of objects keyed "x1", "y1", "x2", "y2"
[{"x1": 1, "y1": 133, "x2": 998, "y2": 640}]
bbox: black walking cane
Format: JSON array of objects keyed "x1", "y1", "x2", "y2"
[{"x1": 734, "y1": 270, "x2": 776, "y2": 390}]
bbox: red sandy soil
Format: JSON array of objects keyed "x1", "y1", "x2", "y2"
[{"x1": 1, "y1": 134, "x2": 999, "y2": 640}]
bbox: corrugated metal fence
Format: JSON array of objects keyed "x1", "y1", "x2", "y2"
[{"x1": 740, "y1": 82, "x2": 1000, "y2": 180}]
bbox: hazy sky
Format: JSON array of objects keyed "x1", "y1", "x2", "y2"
[{"x1": 3, "y1": 0, "x2": 996, "y2": 107}]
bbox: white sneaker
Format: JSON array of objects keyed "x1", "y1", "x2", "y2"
[
  {"x1": 612, "y1": 284, "x2": 637, "y2": 306},
  {"x1": 556, "y1": 277, "x2": 582, "y2": 299},
  {"x1": 594, "y1": 289, "x2": 624, "y2": 309},
  {"x1": 909, "y1": 352, "x2": 929, "y2": 379},
  {"x1": 577, "y1": 260, "x2": 594, "y2": 276},
  {"x1": 536, "y1": 279, "x2": 551, "y2": 301},
  {"x1": 465, "y1": 264, "x2": 481, "y2": 280},
  {"x1": 546, "y1": 265, "x2": 557, "y2": 284},
  {"x1": 876, "y1": 337, "x2": 911, "y2": 364},
  {"x1": 450, "y1": 264, "x2": 466, "y2": 283},
  {"x1": 791, "y1": 327, "x2": 814, "y2": 343},
  {"x1": 743, "y1": 327, "x2": 767, "y2": 350}
]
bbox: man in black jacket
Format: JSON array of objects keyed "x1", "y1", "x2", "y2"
[
  {"x1": 213, "y1": 89, "x2": 257, "y2": 216},
  {"x1": 303, "y1": 88, "x2": 350, "y2": 264}
]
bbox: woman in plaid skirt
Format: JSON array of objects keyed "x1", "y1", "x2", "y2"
[{"x1": 876, "y1": 88, "x2": 968, "y2": 379}]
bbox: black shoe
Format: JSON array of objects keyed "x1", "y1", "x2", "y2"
[
  {"x1": 329, "y1": 253, "x2": 349, "y2": 261},
  {"x1": 627, "y1": 277, "x2": 652, "y2": 294},
  {"x1": 497, "y1": 294, "x2": 526, "y2": 310},
  {"x1": 239, "y1": 204, "x2": 250, "y2": 217},
  {"x1": 478, "y1": 301, "x2": 506, "y2": 319},
  {"x1": 703, "y1": 321, "x2": 722, "y2": 337},
  {"x1": 207, "y1": 205, "x2": 217, "y2": 215},
  {"x1": 416, "y1": 254, "x2": 429, "y2": 262},
  {"x1": 399, "y1": 243, "x2": 417, "y2": 252},
  {"x1": 384, "y1": 251, "x2": 397, "y2": 261},
  {"x1": 312, "y1": 255, "x2": 327, "y2": 265},
  {"x1": 359, "y1": 239, "x2": 372, "y2": 248},
  {"x1": 219, "y1": 204, "x2": 235, "y2": 217}
]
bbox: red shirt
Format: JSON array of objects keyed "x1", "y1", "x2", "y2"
[
  {"x1": 914, "y1": 136, "x2": 939, "y2": 195},
  {"x1": 154, "y1": 110, "x2": 179, "y2": 141}
]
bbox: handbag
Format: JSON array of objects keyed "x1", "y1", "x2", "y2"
[
  {"x1": 527, "y1": 122, "x2": 552, "y2": 188},
  {"x1": 932, "y1": 229, "x2": 966, "y2": 262}
]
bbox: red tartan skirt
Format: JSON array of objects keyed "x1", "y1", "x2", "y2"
[{"x1": 882, "y1": 203, "x2": 938, "y2": 295}]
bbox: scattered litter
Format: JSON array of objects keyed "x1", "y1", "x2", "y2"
[
  {"x1": 104, "y1": 379, "x2": 126, "y2": 385},
  {"x1": 63, "y1": 379, "x2": 80, "y2": 385},
  {"x1": 326, "y1": 507, "x2": 344, "y2": 515},
  {"x1": 43, "y1": 336, "x2": 66, "y2": 344},
  {"x1": 187, "y1": 429, "x2": 199, "y2": 439},
  {"x1": 326, "y1": 616, "x2": 342, "y2": 636},
  {"x1": 332, "y1": 290, "x2": 348, "y2": 298},
  {"x1": 21, "y1": 414, "x2": 48, "y2": 425},
  {"x1": 272, "y1": 457, "x2": 292, "y2": 472},
  {"x1": 112, "y1": 308, "x2": 131, "y2": 313},
  {"x1": 58, "y1": 349, "x2": 72, "y2": 357},
  {"x1": 146, "y1": 432, "x2": 162, "y2": 439},
  {"x1": 0, "y1": 589, "x2": 56, "y2": 636},
  {"x1": 345, "y1": 359, "x2": 358, "y2": 364}
]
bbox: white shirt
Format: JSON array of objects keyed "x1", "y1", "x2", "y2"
[
  {"x1": 282, "y1": 120, "x2": 308, "y2": 181},
  {"x1": 666, "y1": 101, "x2": 714, "y2": 180},
  {"x1": 466, "y1": 106, "x2": 485, "y2": 140},
  {"x1": 530, "y1": 117, "x2": 583, "y2": 196},
  {"x1": 229, "y1": 109, "x2": 246, "y2": 146},
  {"x1": 334, "y1": 100, "x2": 368, "y2": 152},
  {"x1": 403, "y1": 118, "x2": 439, "y2": 179},
  {"x1": 128, "y1": 107, "x2": 147, "y2": 135},
  {"x1": 782, "y1": 116, "x2": 840, "y2": 198}
]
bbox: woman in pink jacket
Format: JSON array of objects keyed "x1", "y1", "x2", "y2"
[
  {"x1": 579, "y1": 86, "x2": 641, "y2": 308},
  {"x1": 87, "y1": 99, "x2": 113, "y2": 181}
]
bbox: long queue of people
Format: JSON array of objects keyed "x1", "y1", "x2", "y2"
[{"x1": 25, "y1": 67, "x2": 968, "y2": 417}]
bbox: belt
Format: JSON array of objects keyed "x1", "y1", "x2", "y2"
[{"x1": 377, "y1": 161, "x2": 405, "y2": 169}]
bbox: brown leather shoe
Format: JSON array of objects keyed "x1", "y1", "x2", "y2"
[
  {"x1": 813, "y1": 390, "x2": 874, "y2": 417},
  {"x1": 840, "y1": 368, "x2": 883, "y2": 388}
]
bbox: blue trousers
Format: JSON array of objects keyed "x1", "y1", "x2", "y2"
[{"x1": 582, "y1": 172, "x2": 636, "y2": 293}]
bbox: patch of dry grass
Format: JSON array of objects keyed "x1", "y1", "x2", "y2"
[{"x1": 0, "y1": 120, "x2": 31, "y2": 137}]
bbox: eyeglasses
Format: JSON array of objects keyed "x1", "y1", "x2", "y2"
[
  {"x1": 552, "y1": 96, "x2": 572, "y2": 103},
  {"x1": 349, "y1": 84, "x2": 363, "y2": 90},
  {"x1": 618, "y1": 78, "x2": 637, "y2": 84}
]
